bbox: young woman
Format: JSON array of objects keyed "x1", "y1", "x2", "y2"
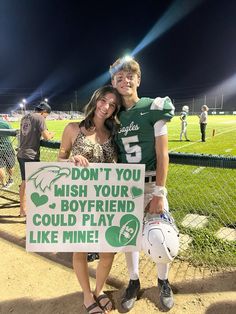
[{"x1": 58, "y1": 85, "x2": 122, "y2": 314}]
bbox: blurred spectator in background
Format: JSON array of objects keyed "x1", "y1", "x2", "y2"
[
  {"x1": 199, "y1": 105, "x2": 209, "y2": 142},
  {"x1": 0, "y1": 117, "x2": 15, "y2": 188},
  {"x1": 17, "y1": 101, "x2": 55, "y2": 217},
  {"x1": 180, "y1": 105, "x2": 190, "y2": 141}
]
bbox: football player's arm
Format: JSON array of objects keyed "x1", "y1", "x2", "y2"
[
  {"x1": 148, "y1": 121, "x2": 169, "y2": 214},
  {"x1": 155, "y1": 134, "x2": 169, "y2": 188}
]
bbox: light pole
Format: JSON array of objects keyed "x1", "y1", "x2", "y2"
[
  {"x1": 22, "y1": 98, "x2": 27, "y2": 114},
  {"x1": 19, "y1": 103, "x2": 24, "y2": 115},
  {"x1": 19, "y1": 98, "x2": 27, "y2": 115}
]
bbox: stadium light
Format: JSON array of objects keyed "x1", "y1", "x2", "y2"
[
  {"x1": 19, "y1": 98, "x2": 27, "y2": 115},
  {"x1": 44, "y1": 98, "x2": 48, "y2": 103},
  {"x1": 19, "y1": 102, "x2": 24, "y2": 115},
  {"x1": 21, "y1": 98, "x2": 27, "y2": 113},
  {"x1": 122, "y1": 55, "x2": 133, "y2": 62}
]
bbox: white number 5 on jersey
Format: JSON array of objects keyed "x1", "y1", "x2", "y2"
[{"x1": 122, "y1": 136, "x2": 142, "y2": 163}]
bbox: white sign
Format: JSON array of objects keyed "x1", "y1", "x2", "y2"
[{"x1": 26, "y1": 162, "x2": 145, "y2": 252}]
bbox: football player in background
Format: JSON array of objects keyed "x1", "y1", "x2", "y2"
[{"x1": 180, "y1": 105, "x2": 190, "y2": 141}]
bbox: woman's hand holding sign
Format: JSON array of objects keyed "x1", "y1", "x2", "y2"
[{"x1": 69, "y1": 154, "x2": 89, "y2": 167}]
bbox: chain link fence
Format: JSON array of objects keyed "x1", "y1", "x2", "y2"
[
  {"x1": 0, "y1": 129, "x2": 236, "y2": 270},
  {"x1": 168, "y1": 154, "x2": 236, "y2": 269}
]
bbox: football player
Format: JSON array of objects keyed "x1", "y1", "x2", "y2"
[
  {"x1": 110, "y1": 57, "x2": 178, "y2": 311},
  {"x1": 180, "y1": 105, "x2": 190, "y2": 141}
]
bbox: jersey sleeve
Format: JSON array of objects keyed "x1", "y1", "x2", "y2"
[
  {"x1": 154, "y1": 120, "x2": 168, "y2": 137},
  {"x1": 150, "y1": 97, "x2": 175, "y2": 122}
]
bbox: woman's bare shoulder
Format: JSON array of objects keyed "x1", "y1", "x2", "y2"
[{"x1": 65, "y1": 122, "x2": 80, "y2": 131}]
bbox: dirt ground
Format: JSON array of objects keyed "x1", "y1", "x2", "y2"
[{"x1": 1, "y1": 236, "x2": 236, "y2": 314}]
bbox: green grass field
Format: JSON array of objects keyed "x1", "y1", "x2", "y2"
[
  {"x1": 168, "y1": 115, "x2": 236, "y2": 156},
  {"x1": 10, "y1": 115, "x2": 236, "y2": 156}
]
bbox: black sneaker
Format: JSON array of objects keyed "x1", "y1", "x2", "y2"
[
  {"x1": 6, "y1": 178, "x2": 13, "y2": 188},
  {"x1": 87, "y1": 253, "x2": 99, "y2": 262},
  {"x1": 2, "y1": 182, "x2": 8, "y2": 189},
  {"x1": 2, "y1": 178, "x2": 13, "y2": 189},
  {"x1": 121, "y1": 279, "x2": 140, "y2": 312},
  {"x1": 158, "y1": 279, "x2": 174, "y2": 311}
]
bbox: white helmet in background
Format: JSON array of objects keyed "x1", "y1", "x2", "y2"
[
  {"x1": 182, "y1": 105, "x2": 189, "y2": 112},
  {"x1": 142, "y1": 212, "x2": 180, "y2": 264}
]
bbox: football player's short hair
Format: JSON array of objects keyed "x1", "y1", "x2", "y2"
[{"x1": 109, "y1": 57, "x2": 141, "y2": 79}]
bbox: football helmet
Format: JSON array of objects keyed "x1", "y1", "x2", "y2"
[
  {"x1": 182, "y1": 105, "x2": 189, "y2": 112},
  {"x1": 142, "y1": 211, "x2": 180, "y2": 264}
]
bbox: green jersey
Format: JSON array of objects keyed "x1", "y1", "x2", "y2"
[{"x1": 115, "y1": 97, "x2": 175, "y2": 171}]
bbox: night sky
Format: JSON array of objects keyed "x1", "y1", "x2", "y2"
[{"x1": 0, "y1": 0, "x2": 236, "y2": 112}]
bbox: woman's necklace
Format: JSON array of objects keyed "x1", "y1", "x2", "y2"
[
  {"x1": 89, "y1": 124, "x2": 109, "y2": 144},
  {"x1": 95, "y1": 132, "x2": 102, "y2": 144},
  {"x1": 95, "y1": 130, "x2": 109, "y2": 144}
]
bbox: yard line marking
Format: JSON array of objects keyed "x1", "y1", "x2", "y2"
[
  {"x1": 192, "y1": 167, "x2": 205, "y2": 174},
  {"x1": 225, "y1": 149, "x2": 232, "y2": 152}
]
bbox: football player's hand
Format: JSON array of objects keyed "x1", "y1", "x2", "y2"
[{"x1": 148, "y1": 196, "x2": 165, "y2": 214}]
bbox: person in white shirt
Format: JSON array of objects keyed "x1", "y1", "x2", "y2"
[{"x1": 199, "y1": 105, "x2": 209, "y2": 142}]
